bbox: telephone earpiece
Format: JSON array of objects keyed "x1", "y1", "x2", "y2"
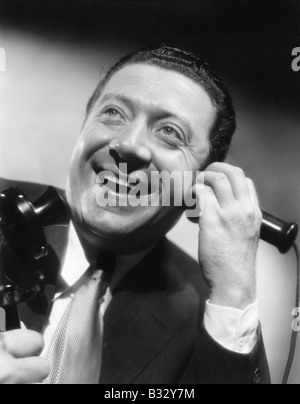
[
  {"x1": 0, "y1": 186, "x2": 69, "y2": 260},
  {"x1": 0, "y1": 186, "x2": 70, "y2": 330},
  {"x1": 260, "y1": 211, "x2": 298, "y2": 254},
  {"x1": 186, "y1": 208, "x2": 298, "y2": 254}
]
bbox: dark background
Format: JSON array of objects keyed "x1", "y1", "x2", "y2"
[
  {"x1": 1, "y1": 0, "x2": 300, "y2": 111},
  {"x1": 0, "y1": 0, "x2": 300, "y2": 384}
]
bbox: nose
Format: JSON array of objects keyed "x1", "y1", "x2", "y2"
[{"x1": 109, "y1": 122, "x2": 152, "y2": 170}]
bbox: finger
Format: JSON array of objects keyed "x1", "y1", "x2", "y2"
[
  {"x1": 246, "y1": 179, "x2": 263, "y2": 229},
  {"x1": 188, "y1": 183, "x2": 219, "y2": 222},
  {"x1": 186, "y1": 182, "x2": 201, "y2": 222},
  {"x1": 203, "y1": 171, "x2": 234, "y2": 208},
  {"x1": 246, "y1": 178, "x2": 260, "y2": 207},
  {"x1": 0, "y1": 333, "x2": 7, "y2": 351},
  {"x1": 0, "y1": 341, "x2": 13, "y2": 361},
  {"x1": 2, "y1": 330, "x2": 45, "y2": 358},
  {"x1": 206, "y1": 162, "x2": 250, "y2": 201},
  {"x1": 12, "y1": 357, "x2": 50, "y2": 384}
]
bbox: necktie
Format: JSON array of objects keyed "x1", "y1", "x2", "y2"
[{"x1": 45, "y1": 267, "x2": 108, "y2": 384}]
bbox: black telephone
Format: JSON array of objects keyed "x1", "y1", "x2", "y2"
[
  {"x1": 0, "y1": 185, "x2": 298, "y2": 331},
  {"x1": 0, "y1": 186, "x2": 69, "y2": 331}
]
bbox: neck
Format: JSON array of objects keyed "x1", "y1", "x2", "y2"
[
  {"x1": 110, "y1": 247, "x2": 153, "y2": 293},
  {"x1": 72, "y1": 221, "x2": 156, "y2": 292}
]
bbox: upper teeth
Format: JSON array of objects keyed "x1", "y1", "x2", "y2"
[{"x1": 102, "y1": 174, "x2": 131, "y2": 188}]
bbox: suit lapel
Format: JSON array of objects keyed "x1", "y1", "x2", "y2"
[
  {"x1": 102, "y1": 288, "x2": 191, "y2": 384},
  {"x1": 101, "y1": 241, "x2": 198, "y2": 384}
]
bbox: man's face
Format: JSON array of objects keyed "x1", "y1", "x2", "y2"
[{"x1": 67, "y1": 64, "x2": 215, "y2": 253}]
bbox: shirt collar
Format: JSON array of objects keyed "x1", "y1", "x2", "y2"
[
  {"x1": 61, "y1": 222, "x2": 153, "y2": 290},
  {"x1": 61, "y1": 222, "x2": 89, "y2": 287}
]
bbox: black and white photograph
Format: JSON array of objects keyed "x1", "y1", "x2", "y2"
[{"x1": 0, "y1": 0, "x2": 299, "y2": 386}]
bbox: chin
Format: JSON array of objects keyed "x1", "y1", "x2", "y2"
[
  {"x1": 80, "y1": 204, "x2": 159, "y2": 248},
  {"x1": 70, "y1": 186, "x2": 182, "y2": 253},
  {"x1": 86, "y1": 214, "x2": 139, "y2": 239}
]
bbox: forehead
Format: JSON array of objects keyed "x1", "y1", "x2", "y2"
[{"x1": 98, "y1": 64, "x2": 216, "y2": 135}]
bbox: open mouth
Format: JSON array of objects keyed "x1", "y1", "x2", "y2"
[
  {"x1": 102, "y1": 174, "x2": 139, "y2": 194},
  {"x1": 96, "y1": 170, "x2": 153, "y2": 197}
]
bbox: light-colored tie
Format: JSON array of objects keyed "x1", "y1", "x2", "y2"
[{"x1": 45, "y1": 268, "x2": 107, "y2": 384}]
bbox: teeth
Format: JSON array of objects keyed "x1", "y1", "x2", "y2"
[
  {"x1": 98, "y1": 172, "x2": 151, "y2": 193},
  {"x1": 102, "y1": 174, "x2": 131, "y2": 188}
]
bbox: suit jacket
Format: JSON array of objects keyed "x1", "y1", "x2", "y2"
[{"x1": 0, "y1": 178, "x2": 271, "y2": 384}]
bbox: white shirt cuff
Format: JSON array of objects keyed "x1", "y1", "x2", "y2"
[{"x1": 204, "y1": 300, "x2": 259, "y2": 354}]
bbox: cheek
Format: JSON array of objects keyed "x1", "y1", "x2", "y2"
[
  {"x1": 69, "y1": 140, "x2": 96, "y2": 196},
  {"x1": 69, "y1": 125, "x2": 112, "y2": 179},
  {"x1": 153, "y1": 147, "x2": 197, "y2": 173},
  {"x1": 77, "y1": 123, "x2": 113, "y2": 161},
  {"x1": 152, "y1": 147, "x2": 204, "y2": 200},
  {"x1": 70, "y1": 139, "x2": 85, "y2": 170}
]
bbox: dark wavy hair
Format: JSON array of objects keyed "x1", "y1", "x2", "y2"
[{"x1": 85, "y1": 46, "x2": 236, "y2": 167}]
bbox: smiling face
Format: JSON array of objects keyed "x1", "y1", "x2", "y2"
[{"x1": 67, "y1": 64, "x2": 216, "y2": 254}]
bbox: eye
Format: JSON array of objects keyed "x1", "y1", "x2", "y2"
[
  {"x1": 155, "y1": 125, "x2": 185, "y2": 147},
  {"x1": 98, "y1": 107, "x2": 127, "y2": 126},
  {"x1": 103, "y1": 108, "x2": 124, "y2": 119},
  {"x1": 161, "y1": 127, "x2": 178, "y2": 136},
  {"x1": 157, "y1": 126, "x2": 181, "y2": 137}
]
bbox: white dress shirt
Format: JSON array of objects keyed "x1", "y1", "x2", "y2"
[{"x1": 42, "y1": 224, "x2": 258, "y2": 358}]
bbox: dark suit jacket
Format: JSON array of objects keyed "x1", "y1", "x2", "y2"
[{"x1": 0, "y1": 178, "x2": 271, "y2": 384}]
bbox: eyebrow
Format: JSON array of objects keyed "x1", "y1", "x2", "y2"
[{"x1": 98, "y1": 93, "x2": 194, "y2": 142}]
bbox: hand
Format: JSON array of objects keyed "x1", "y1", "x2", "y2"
[
  {"x1": 0, "y1": 330, "x2": 50, "y2": 384},
  {"x1": 193, "y1": 163, "x2": 262, "y2": 310}
]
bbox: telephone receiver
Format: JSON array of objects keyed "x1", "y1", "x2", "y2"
[
  {"x1": 260, "y1": 211, "x2": 298, "y2": 254},
  {"x1": 187, "y1": 207, "x2": 298, "y2": 254},
  {"x1": 0, "y1": 186, "x2": 70, "y2": 330}
]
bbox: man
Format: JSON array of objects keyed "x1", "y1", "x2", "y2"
[{"x1": 0, "y1": 46, "x2": 270, "y2": 384}]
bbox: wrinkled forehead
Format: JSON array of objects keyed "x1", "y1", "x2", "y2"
[{"x1": 94, "y1": 64, "x2": 216, "y2": 137}]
